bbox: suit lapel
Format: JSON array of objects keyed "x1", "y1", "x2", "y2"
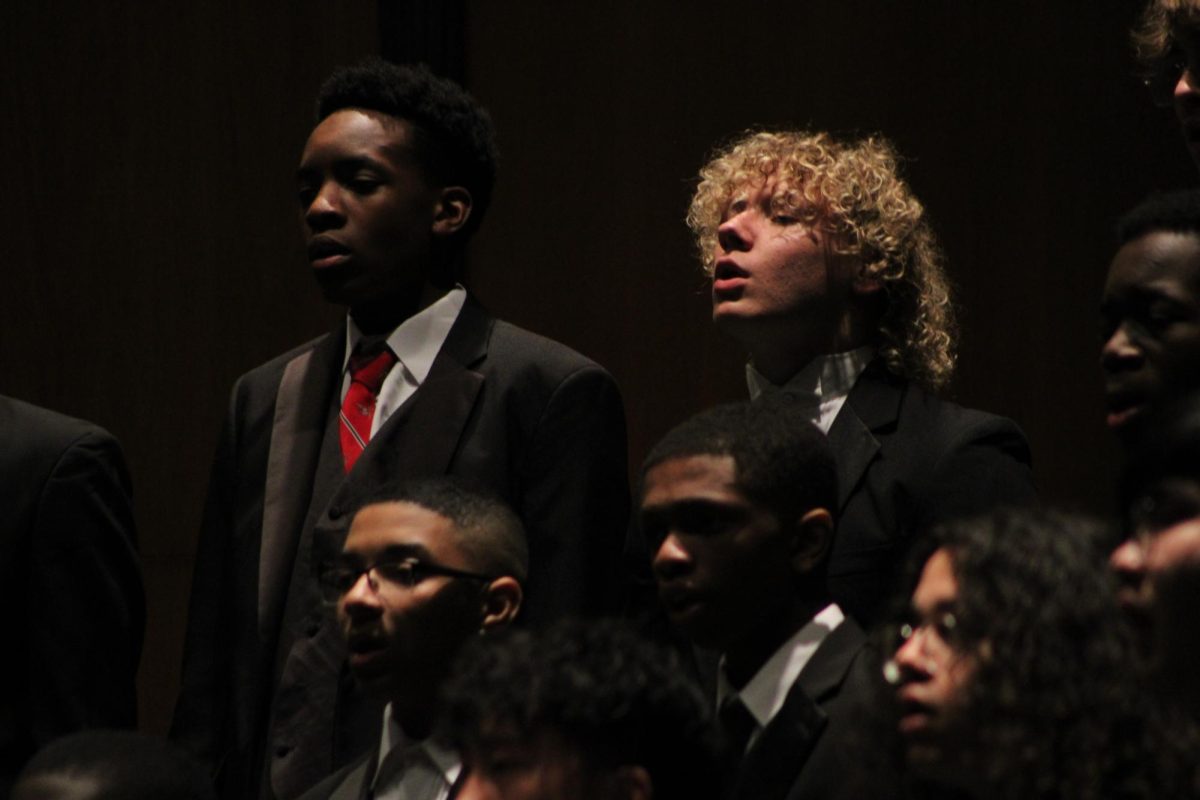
[
  {"x1": 258, "y1": 330, "x2": 344, "y2": 639},
  {"x1": 325, "y1": 299, "x2": 493, "y2": 522},
  {"x1": 732, "y1": 619, "x2": 868, "y2": 800},
  {"x1": 826, "y1": 361, "x2": 904, "y2": 511}
]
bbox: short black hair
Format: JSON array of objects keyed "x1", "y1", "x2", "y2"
[
  {"x1": 13, "y1": 731, "x2": 216, "y2": 800},
  {"x1": 442, "y1": 619, "x2": 721, "y2": 800},
  {"x1": 351, "y1": 478, "x2": 528, "y2": 582},
  {"x1": 316, "y1": 58, "x2": 498, "y2": 242},
  {"x1": 641, "y1": 396, "x2": 837, "y2": 526},
  {"x1": 1117, "y1": 188, "x2": 1200, "y2": 246}
]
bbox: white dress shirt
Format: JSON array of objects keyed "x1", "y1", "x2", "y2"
[
  {"x1": 745, "y1": 347, "x2": 875, "y2": 434},
  {"x1": 716, "y1": 604, "x2": 845, "y2": 753},
  {"x1": 371, "y1": 703, "x2": 462, "y2": 800},
  {"x1": 341, "y1": 286, "x2": 468, "y2": 438}
]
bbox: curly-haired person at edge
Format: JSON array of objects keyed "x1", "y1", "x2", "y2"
[
  {"x1": 886, "y1": 508, "x2": 1198, "y2": 799},
  {"x1": 686, "y1": 130, "x2": 1036, "y2": 625},
  {"x1": 1134, "y1": 0, "x2": 1200, "y2": 173}
]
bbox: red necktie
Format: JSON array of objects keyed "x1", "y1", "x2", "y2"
[{"x1": 340, "y1": 346, "x2": 398, "y2": 472}]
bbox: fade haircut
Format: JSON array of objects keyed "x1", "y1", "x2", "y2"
[
  {"x1": 687, "y1": 130, "x2": 956, "y2": 391},
  {"x1": 352, "y1": 478, "x2": 528, "y2": 583},
  {"x1": 897, "y1": 509, "x2": 1164, "y2": 799},
  {"x1": 1117, "y1": 188, "x2": 1200, "y2": 246},
  {"x1": 641, "y1": 396, "x2": 837, "y2": 527},
  {"x1": 443, "y1": 619, "x2": 721, "y2": 800},
  {"x1": 12, "y1": 730, "x2": 217, "y2": 800},
  {"x1": 1132, "y1": 0, "x2": 1200, "y2": 105},
  {"x1": 316, "y1": 57, "x2": 498, "y2": 242}
]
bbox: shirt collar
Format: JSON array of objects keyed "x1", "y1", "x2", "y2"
[
  {"x1": 344, "y1": 285, "x2": 467, "y2": 382},
  {"x1": 716, "y1": 604, "x2": 845, "y2": 728},
  {"x1": 378, "y1": 703, "x2": 463, "y2": 788},
  {"x1": 745, "y1": 347, "x2": 875, "y2": 404}
]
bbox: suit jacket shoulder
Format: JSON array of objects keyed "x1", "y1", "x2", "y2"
[
  {"x1": 826, "y1": 364, "x2": 1036, "y2": 623},
  {"x1": 0, "y1": 396, "x2": 143, "y2": 795},
  {"x1": 732, "y1": 618, "x2": 901, "y2": 800}
]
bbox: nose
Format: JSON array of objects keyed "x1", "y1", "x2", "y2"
[
  {"x1": 652, "y1": 532, "x2": 692, "y2": 581},
  {"x1": 1176, "y1": 68, "x2": 1200, "y2": 104},
  {"x1": 455, "y1": 771, "x2": 498, "y2": 800},
  {"x1": 1100, "y1": 323, "x2": 1144, "y2": 374},
  {"x1": 1110, "y1": 537, "x2": 1148, "y2": 588},
  {"x1": 892, "y1": 627, "x2": 935, "y2": 681},
  {"x1": 304, "y1": 182, "x2": 344, "y2": 232},
  {"x1": 338, "y1": 571, "x2": 382, "y2": 620},
  {"x1": 716, "y1": 213, "x2": 751, "y2": 254}
]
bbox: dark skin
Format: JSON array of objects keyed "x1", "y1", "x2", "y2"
[
  {"x1": 297, "y1": 108, "x2": 472, "y2": 334},
  {"x1": 641, "y1": 454, "x2": 833, "y2": 687}
]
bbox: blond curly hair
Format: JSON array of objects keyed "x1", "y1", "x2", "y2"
[
  {"x1": 1132, "y1": 0, "x2": 1200, "y2": 103},
  {"x1": 686, "y1": 130, "x2": 956, "y2": 392}
]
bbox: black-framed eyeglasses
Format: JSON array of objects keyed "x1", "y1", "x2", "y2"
[{"x1": 317, "y1": 556, "x2": 495, "y2": 604}]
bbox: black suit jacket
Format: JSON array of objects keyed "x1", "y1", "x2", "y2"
[
  {"x1": 296, "y1": 738, "x2": 466, "y2": 800},
  {"x1": 171, "y1": 300, "x2": 630, "y2": 799},
  {"x1": 825, "y1": 363, "x2": 1036, "y2": 624},
  {"x1": 729, "y1": 619, "x2": 900, "y2": 800},
  {"x1": 0, "y1": 396, "x2": 144, "y2": 795}
]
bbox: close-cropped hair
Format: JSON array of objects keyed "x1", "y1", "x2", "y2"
[
  {"x1": 1132, "y1": 0, "x2": 1200, "y2": 103},
  {"x1": 442, "y1": 619, "x2": 721, "y2": 800},
  {"x1": 316, "y1": 57, "x2": 498, "y2": 242},
  {"x1": 687, "y1": 130, "x2": 956, "y2": 391},
  {"x1": 1116, "y1": 188, "x2": 1200, "y2": 246},
  {"x1": 352, "y1": 478, "x2": 528, "y2": 582},
  {"x1": 641, "y1": 396, "x2": 837, "y2": 527},
  {"x1": 897, "y1": 509, "x2": 1174, "y2": 799}
]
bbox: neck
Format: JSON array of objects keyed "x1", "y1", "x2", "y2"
[
  {"x1": 742, "y1": 321, "x2": 874, "y2": 387},
  {"x1": 350, "y1": 281, "x2": 451, "y2": 335},
  {"x1": 723, "y1": 596, "x2": 828, "y2": 689}
]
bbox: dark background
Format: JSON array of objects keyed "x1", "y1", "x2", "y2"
[{"x1": 0, "y1": 1, "x2": 1190, "y2": 734}]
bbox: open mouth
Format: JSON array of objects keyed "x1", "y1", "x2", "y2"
[
  {"x1": 712, "y1": 261, "x2": 749, "y2": 296},
  {"x1": 1104, "y1": 392, "x2": 1144, "y2": 430},
  {"x1": 308, "y1": 236, "x2": 351, "y2": 269}
]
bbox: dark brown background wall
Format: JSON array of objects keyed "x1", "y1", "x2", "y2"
[{"x1": 0, "y1": 1, "x2": 1190, "y2": 734}]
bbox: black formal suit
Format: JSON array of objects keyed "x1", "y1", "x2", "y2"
[
  {"x1": 727, "y1": 618, "x2": 899, "y2": 800},
  {"x1": 0, "y1": 396, "x2": 143, "y2": 795},
  {"x1": 824, "y1": 362, "x2": 1036, "y2": 624},
  {"x1": 296, "y1": 740, "x2": 465, "y2": 800},
  {"x1": 172, "y1": 299, "x2": 630, "y2": 799}
]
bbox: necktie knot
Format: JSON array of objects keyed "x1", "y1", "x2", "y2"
[{"x1": 349, "y1": 346, "x2": 398, "y2": 394}]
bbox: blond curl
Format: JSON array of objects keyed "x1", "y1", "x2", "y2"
[{"x1": 686, "y1": 130, "x2": 956, "y2": 391}]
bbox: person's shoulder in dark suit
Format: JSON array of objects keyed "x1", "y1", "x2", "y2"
[{"x1": 0, "y1": 395, "x2": 144, "y2": 795}]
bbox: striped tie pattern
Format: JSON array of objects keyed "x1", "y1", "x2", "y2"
[{"x1": 340, "y1": 346, "x2": 398, "y2": 473}]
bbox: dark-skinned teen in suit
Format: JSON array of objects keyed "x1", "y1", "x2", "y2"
[
  {"x1": 171, "y1": 60, "x2": 630, "y2": 800},
  {"x1": 641, "y1": 399, "x2": 900, "y2": 800}
]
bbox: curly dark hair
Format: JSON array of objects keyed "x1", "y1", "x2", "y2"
[
  {"x1": 441, "y1": 619, "x2": 721, "y2": 800},
  {"x1": 897, "y1": 509, "x2": 1173, "y2": 800},
  {"x1": 316, "y1": 57, "x2": 498, "y2": 242}
]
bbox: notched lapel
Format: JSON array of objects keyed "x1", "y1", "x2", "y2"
[
  {"x1": 733, "y1": 688, "x2": 828, "y2": 800},
  {"x1": 826, "y1": 362, "x2": 904, "y2": 511}
]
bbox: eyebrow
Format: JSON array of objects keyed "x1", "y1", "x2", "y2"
[
  {"x1": 340, "y1": 542, "x2": 435, "y2": 562},
  {"x1": 296, "y1": 155, "x2": 391, "y2": 183}
]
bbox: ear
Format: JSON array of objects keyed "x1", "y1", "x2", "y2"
[
  {"x1": 790, "y1": 508, "x2": 833, "y2": 574},
  {"x1": 431, "y1": 186, "x2": 473, "y2": 238},
  {"x1": 852, "y1": 262, "x2": 884, "y2": 296},
  {"x1": 480, "y1": 576, "x2": 523, "y2": 631},
  {"x1": 610, "y1": 765, "x2": 654, "y2": 800}
]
